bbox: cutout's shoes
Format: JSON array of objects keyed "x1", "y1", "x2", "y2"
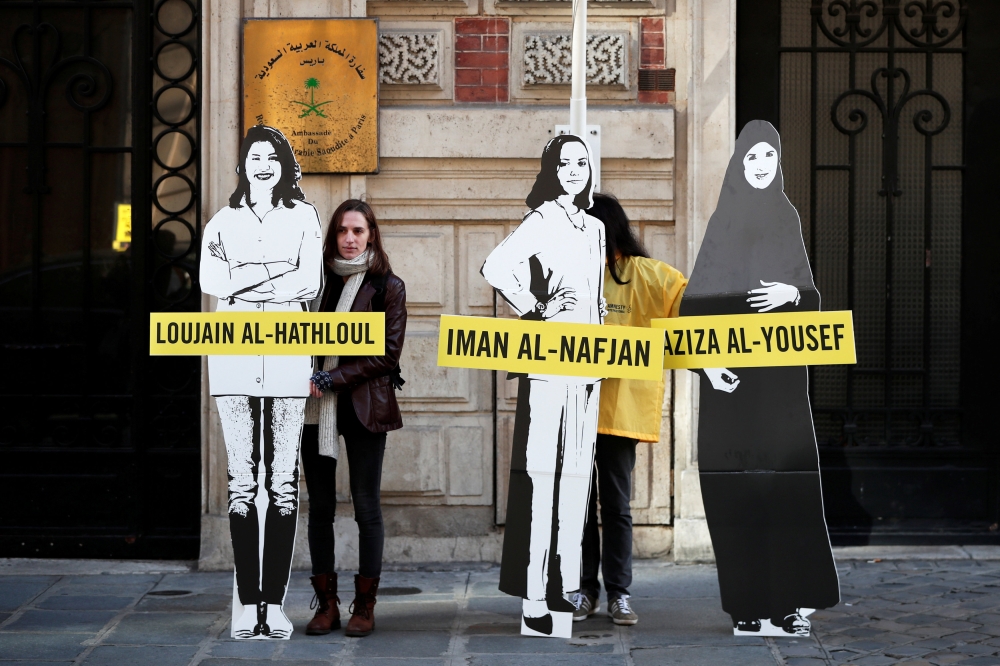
[
  {"x1": 774, "y1": 612, "x2": 810, "y2": 636},
  {"x1": 254, "y1": 601, "x2": 270, "y2": 637},
  {"x1": 734, "y1": 619, "x2": 762, "y2": 633},
  {"x1": 523, "y1": 613, "x2": 554, "y2": 635}
]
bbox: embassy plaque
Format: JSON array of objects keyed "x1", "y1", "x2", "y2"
[{"x1": 243, "y1": 19, "x2": 378, "y2": 174}]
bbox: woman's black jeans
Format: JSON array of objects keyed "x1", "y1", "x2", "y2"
[
  {"x1": 300, "y1": 399, "x2": 387, "y2": 579},
  {"x1": 580, "y1": 434, "x2": 638, "y2": 601}
]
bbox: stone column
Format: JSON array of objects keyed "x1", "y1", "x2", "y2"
[{"x1": 668, "y1": 0, "x2": 736, "y2": 563}]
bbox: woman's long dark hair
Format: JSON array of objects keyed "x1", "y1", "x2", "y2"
[
  {"x1": 324, "y1": 199, "x2": 392, "y2": 277},
  {"x1": 525, "y1": 134, "x2": 594, "y2": 211},
  {"x1": 229, "y1": 125, "x2": 305, "y2": 210},
  {"x1": 588, "y1": 193, "x2": 649, "y2": 285}
]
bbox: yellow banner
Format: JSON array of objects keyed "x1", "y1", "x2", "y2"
[
  {"x1": 150, "y1": 312, "x2": 384, "y2": 356},
  {"x1": 651, "y1": 311, "x2": 856, "y2": 369},
  {"x1": 437, "y1": 315, "x2": 665, "y2": 381}
]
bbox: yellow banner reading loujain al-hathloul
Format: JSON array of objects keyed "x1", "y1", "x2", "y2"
[
  {"x1": 652, "y1": 311, "x2": 856, "y2": 369},
  {"x1": 149, "y1": 312, "x2": 385, "y2": 356},
  {"x1": 436, "y1": 315, "x2": 665, "y2": 381}
]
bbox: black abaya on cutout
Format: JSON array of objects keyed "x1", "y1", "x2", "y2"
[{"x1": 680, "y1": 120, "x2": 840, "y2": 621}]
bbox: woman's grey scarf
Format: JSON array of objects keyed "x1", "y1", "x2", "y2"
[{"x1": 304, "y1": 249, "x2": 370, "y2": 458}]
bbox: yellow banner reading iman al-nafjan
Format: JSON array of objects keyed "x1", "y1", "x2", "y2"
[
  {"x1": 437, "y1": 315, "x2": 665, "y2": 381},
  {"x1": 652, "y1": 311, "x2": 856, "y2": 369},
  {"x1": 150, "y1": 312, "x2": 384, "y2": 356}
]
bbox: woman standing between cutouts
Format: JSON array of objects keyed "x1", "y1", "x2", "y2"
[
  {"x1": 301, "y1": 199, "x2": 407, "y2": 638},
  {"x1": 482, "y1": 134, "x2": 606, "y2": 636},
  {"x1": 573, "y1": 193, "x2": 687, "y2": 627},
  {"x1": 681, "y1": 120, "x2": 839, "y2": 636},
  {"x1": 201, "y1": 125, "x2": 324, "y2": 639}
]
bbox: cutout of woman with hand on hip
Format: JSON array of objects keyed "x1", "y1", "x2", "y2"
[
  {"x1": 680, "y1": 120, "x2": 839, "y2": 637},
  {"x1": 482, "y1": 134, "x2": 606, "y2": 637},
  {"x1": 200, "y1": 125, "x2": 324, "y2": 640}
]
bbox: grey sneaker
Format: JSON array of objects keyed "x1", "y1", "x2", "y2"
[
  {"x1": 608, "y1": 595, "x2": 638, "y2": 625},
  {"x1": 572, "y1": 591, "x2": 599, "y2": 622}
]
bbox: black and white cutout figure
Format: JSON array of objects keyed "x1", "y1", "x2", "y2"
[
  {"x1": 482, "y1": 135, "x2": 606, "y2": 638},
  {"x1": 200, "y1": 125, "x2": 324, "y2": 640},
  {"x1": 680, "y1": 120, "x2": 840, "y2": 637}
]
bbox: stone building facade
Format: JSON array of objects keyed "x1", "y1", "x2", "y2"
[{"x1": 197, "y1": 0, "x2": 735, "y2": 570}]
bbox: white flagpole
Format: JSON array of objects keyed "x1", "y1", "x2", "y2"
[{"x1": 570, "y1": 0, "x2": 587, "y2": 137}]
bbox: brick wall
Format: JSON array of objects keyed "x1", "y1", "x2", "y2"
[
  {"x1": 638, "y1": 17, "x2": 672, "y2": 104},
  {"x1": 455, "y1": 18, "x2": 510, "y2": 103}
]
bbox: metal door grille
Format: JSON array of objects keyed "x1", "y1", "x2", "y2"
[
  {"x1": 0, "y1": 0, "x2": 201, "y2": 558},
  {"x1": 779, "y1": 0, "x2": 964, "y2": 448}
]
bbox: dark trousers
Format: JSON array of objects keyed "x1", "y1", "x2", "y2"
[
  {"x1": 301, "y1": 397, "x2": 387, "y2": 579},
  {"x1": 220, "y1": 397, "x2": 302, "y2": 606},
  {"x1": 580, "y1": 434, "x2": 638, "y2": 600}
]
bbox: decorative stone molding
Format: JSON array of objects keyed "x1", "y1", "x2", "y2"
[
  {"x1": 379, "y1": 32, "x2": 440, "y2": 85},
  {"x1": 522, "y1": 33, "x2": 626, "y2": 86}
]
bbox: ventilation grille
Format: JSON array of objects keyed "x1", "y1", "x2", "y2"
[{"x1": 639, "y1": 68, "x2": 675, "y2": 91}]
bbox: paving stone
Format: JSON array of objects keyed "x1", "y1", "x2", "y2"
[
  {"x1": 957, "y1": 657, "x2": 1000, "y2": 665},
  {"x1": 954, "y1": 644, "x2": 999, "y2": 656},
  {"x1": 280, "y1": 640, "x2": 344, "y2": 660},
  {"x1": 467, "y1": 635, "x2": 615, "y2": 654},
  {"x1": 353, "y1": 631, "x2": 451, "y2": 658},
  {"x1": 924, "y1": 651, "x2": 972, "y2": 664},
  {"x1": 899, "y1": 614, "x2": 950, "y2": 625},
  {"x1": 103, "y1": 611, "x2": 222, "y2": 645},
  {"x1": 852, "y1": 656, "x2": 898, "y2": 665},
  {"x1": 82, "y1": 645, "x2": 200, "y2": 665},
  {"x1": 884, "y1": 645, "x2": 932, "y2": 658},
  {"x1": 942, "y1": 631, "x2": 991, "y2": 642},
  {"x1": 209, "y1": 641, "x2": 280, "y2": 657},
  {"x1": 846, "y1": 639, "x2": 893, "y2": 650},
  {"x1": 473, "y1": 656, "x2": 627, "y2": 666},
  {"x1": 200, "y1": 660, "x2": 309, "y2": 666},
  {"x1": 39, "y1": 595, "x2": 136, "y2": 611},
  {"x1": 135, "y1": 593, "x2": 231, "y2": 612},
  {"x1": 0, "y1": 580, "x2": 56, "y2": 611},
  {"x1": 3, "y1": 609, "x2": 117, "y2": 633},
  {"x1": 0, "y1": 632, "x2": 88, "y2": 660},
  {"x1": 785, "y1": 659, "x2": 828, "y2": 666},
  {"x1": 630, "y1": 646, "x2": 776, "y2": 665}
]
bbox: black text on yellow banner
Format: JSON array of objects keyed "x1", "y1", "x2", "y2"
[
  {"x1": 650, "y1": 311, "x2": 856, "y2": 369},
  {"x1": 437, "y1": 315, "x2": 665, "y2": 381},
  {"x1": 150, "y1": 312, "x2": 385, "y2": 356}
]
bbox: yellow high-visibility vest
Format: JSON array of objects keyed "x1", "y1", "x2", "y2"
[{"x1": 598, "y1": 256, "x2": 687, "y2": 442}]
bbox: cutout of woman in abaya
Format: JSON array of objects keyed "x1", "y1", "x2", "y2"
[
  {"x1": 200, "y1": 125, "x2": 324, "y2": 639},
  {"x1": 680, "y1": 120, "x2": 840, "y2": 637},
  {"x1": 481, "y1": 134, "x2": 606, "y2": 638}
]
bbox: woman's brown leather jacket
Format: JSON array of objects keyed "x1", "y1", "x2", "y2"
[{"x1": 319, "y1": 270, "x2": 406, "y2": 433}]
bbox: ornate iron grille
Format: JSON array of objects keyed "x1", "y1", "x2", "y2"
[
  {"x1": 779, "y1": 0, "x2": 964, "y2": 448},
  {"x1": 0, "y1": 0, "x2": 201, "y2": 558}
]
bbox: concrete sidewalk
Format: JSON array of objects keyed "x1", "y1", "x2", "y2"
[{"x1": 2, "y1": 548, "x2": 1000, "y2": 665}]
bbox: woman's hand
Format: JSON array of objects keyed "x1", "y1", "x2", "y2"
[
  {"x1": 309, "y1": 380, "x2": 324, "y2": 398},
  {"x1": 704, "y1": 367, "x2": 740, "y2": 393},
  {"x1": 542, "y1": 287, "x2": 577, "y2": 319},
  {"x1": 207, "y1": 237, "x2": 228, "y2": 263},
  {"x1": 599, "y1": 297, "x2": 608, "y2": 318},
  {"x1": 747, "y1": 280, "x2": 800, "y2": 312}
]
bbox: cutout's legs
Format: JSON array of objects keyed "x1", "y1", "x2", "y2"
[
  {"x1": 554, "y1": 384, "x2": 599, "y2": 595},
  {"x1": 218, "y1": 396, "x2": 262, "y2": 606},
  {"x1": 523, "y1": 381, "x2": 565, "y2": 603},
  {"x1": 261, "y1": 397, "x2": 305, "y2": 605}
]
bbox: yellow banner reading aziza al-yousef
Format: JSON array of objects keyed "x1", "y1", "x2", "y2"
[
  {"x1": 652, "y1": 310, "x2": 856, "y2": 369},
  {"x1": 150, "y1": 312, "x2": 384, "y2": 356}
]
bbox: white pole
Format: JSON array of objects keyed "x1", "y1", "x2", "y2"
[{"x1": 570, "y1": 0, "x2": 587, "y2": 137}]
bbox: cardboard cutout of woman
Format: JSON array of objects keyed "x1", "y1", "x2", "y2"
[
  {"x1": 482, "y1": 135, "x2": 606, "y2": 638},
  {"x1": 680, "y1": 120, "x2": 840, "y2": 637},
  {"x1": 200, "y1": 125, "x2": 324, "y2": 640}
]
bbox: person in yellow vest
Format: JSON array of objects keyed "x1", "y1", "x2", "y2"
[{"x1": 573, "y1": 193, "x2": 687, "y2": 626}]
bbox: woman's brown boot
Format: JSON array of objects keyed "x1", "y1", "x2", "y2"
[
  {"x1": 306, "y1": 573, "x2": 340, "y2": 635},
  {"x1": 344, "y1": 574, "x2": 379, "y2": 637}
]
